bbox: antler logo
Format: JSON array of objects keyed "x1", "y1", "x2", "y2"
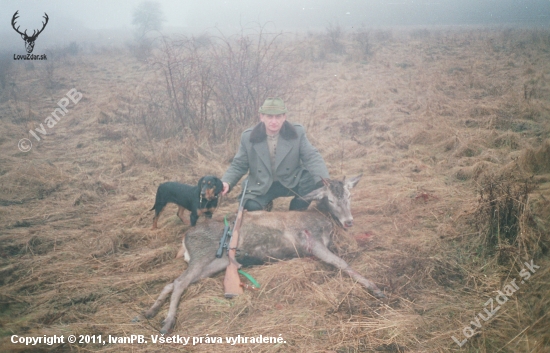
[{"x1": 12, "y1": 11, "x2": 49, "y2": 54}]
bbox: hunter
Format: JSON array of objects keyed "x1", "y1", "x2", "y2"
[{"x1": 221, "y1": 97, "x2": 330, "y2": 211}]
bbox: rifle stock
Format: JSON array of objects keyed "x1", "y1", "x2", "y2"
[{"x1": 223, "y1": 180, "x2": 248, "y2": 298}]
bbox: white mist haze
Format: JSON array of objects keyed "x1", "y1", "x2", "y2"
[{"x1": 1, "y1": 0, "x2": 549, "y2": 51}]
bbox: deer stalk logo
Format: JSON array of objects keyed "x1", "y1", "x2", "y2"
[{"x1": 12, "y1": 11, "x2": 49, "y2": 54}]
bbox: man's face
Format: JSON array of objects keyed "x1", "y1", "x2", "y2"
[{"x1": 260, "y1": 113, "x2": 286, "y2": 135}]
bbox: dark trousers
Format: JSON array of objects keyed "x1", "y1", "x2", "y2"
[{"x1": 244, "y1": 172, "x2": 319, "y2": 212}]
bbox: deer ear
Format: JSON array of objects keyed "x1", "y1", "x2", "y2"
[
  {"x1": 302, "y1": 186, "x2": 327, "y2": 201},
  {"x1": 345, "y1": 174, "x2": 362, "y2": 189}
]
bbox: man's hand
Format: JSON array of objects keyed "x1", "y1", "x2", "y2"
[{"x1": 222, "y1": 182, "x2": 230, "y2": 196}]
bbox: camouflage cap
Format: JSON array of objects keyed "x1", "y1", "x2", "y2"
[{"x1": 259, "y1": 97, "x2": 287, "y2": 115}]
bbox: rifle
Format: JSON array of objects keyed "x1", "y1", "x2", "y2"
[
  {"x1": 216, "y1": 216, "x2": 231, "y2": 258},
  {"x1": 223, "y1": 179, "x2": 248, "y2": 298}
]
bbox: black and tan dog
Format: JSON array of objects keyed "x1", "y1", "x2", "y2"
[{"x1": 150, "y1": 176, "x2": 223, "y2": 229}]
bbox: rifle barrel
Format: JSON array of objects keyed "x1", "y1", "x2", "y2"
[
  {"x1": 224, "y1": 179, "x2": 249, "y2": 298},
  {"x1": 216, "y1": 217, "x2": 231, "y2": 258}
]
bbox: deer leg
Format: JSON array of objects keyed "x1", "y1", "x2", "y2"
[
  {"x1": 307, "y1": 234, "x2": 385, "y2": 299},
  {"x1": 160, "y1": 257, "x2": 228, "y2": 334},
  {"x1": 196, "y1": 257, "x2": 229, "y2": 280},
  {"x1": 142, "y1": 283, "x2": 174, "y2": 320}
]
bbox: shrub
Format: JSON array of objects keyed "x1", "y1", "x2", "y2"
[
  {"x1": 140, "y1": 24, "x2": 295, "y2": 141},
  {"x1": 474, "y1": 173, "x2": 539, "y2": 263},
  {"x1": 0, "y1": 51, "x2": 13, "y2": 91},
  {"x1": 324, "y1": 22, "x2": 345, "y2": 55}
]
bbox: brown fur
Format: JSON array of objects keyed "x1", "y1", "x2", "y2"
[{"x1": 137, "y1": 175, "x2": 385, "y2": 334}]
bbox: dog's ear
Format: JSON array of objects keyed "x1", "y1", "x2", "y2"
[{"x1": 198, "y1": 176, "x2": 205, "y2": 188}]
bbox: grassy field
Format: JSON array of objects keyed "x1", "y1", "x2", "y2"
[{"x1": 1, "y1": 26, "x2": 549, "y2": 352}]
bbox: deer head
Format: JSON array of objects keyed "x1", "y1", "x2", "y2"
[
  {"x1": 302, "y1": 174, "x2": 362, "y2": 228},
  {"x1": 12, "y1": 11, "x2": 49, "y2": 54}
]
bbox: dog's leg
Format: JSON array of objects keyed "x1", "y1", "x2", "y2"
[
  {"x1": 177, "y1": 206, "x2": 188, "y2": 225},
  {"x1": 190, "y1": 212, "x2": 199, "y2": 227},
  {"x1": 152, "y1": 207, "x2": 164, "y2": 230}
]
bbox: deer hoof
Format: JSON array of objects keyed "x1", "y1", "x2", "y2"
[{"x1": 160, "y1": 318, "x2": 175, "y2": 334}]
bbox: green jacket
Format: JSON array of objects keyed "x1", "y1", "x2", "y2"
[{"x1": 222, "y1": 122, "x2": 329, "y2": 198}]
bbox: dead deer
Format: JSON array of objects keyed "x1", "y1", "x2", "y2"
[{"x1": 138, "y1": 175, "x2": 385, "y2": 333}]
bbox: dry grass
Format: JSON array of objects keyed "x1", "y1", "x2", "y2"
[{"x1": 1, "y1": 27, "x2": 550, "y2": 352}]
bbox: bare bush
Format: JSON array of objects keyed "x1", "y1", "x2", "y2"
[
  {"x1": 353, "y1": 29, "x2": 372, "y2": 60},
  {"x1": 143, "y1": 24, "x2": 295, "y2": 141},
  {"x1": 211, "y1": 26, "x2": 292, "y2": 130},
  {"x1": 133, "y1": 1, "x2": 165, "y2": 36},
  {"x1": 374, "y1": 30, "x2": 393, "y2": 43},
  {"x1": 474, "y1": 173, "x2": 539, "y2": 263},
  {"x1": 43, "y1": 52, "x2": 57, "y2": 89},
  {"x1": 410, "y1": 28, "x2": 431, "y2": 39},
  {"x1": 324, "y1": 22, "x2": 346, "y2": 55},
  {"x1": 66, "y1": 41, "x2": 80, "y2": 56},
  {"x1": 530, "y1": 29, "x2": 550, "y2": 47},
  {"x1": 0, "y1": 51, "x2": 13, "y2": 92},
  {"x1": 131, "y1": 1, "x2": 165, "y2": 61},
  {"x1": 128, "y1": 36, "x2": 154, "y2": 62}
]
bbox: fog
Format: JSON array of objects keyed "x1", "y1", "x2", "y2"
[{"x1": 1, "y1": 0, "x2": 549, "y2": 50}]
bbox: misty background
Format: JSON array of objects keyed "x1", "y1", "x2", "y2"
[{"x1": 1, "y1": 0, "x2": 550, "y2": 52}]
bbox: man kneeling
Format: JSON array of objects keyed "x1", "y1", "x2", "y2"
[{"x1": 221, "y1": 97, "x2": 330, "y2": 211}]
